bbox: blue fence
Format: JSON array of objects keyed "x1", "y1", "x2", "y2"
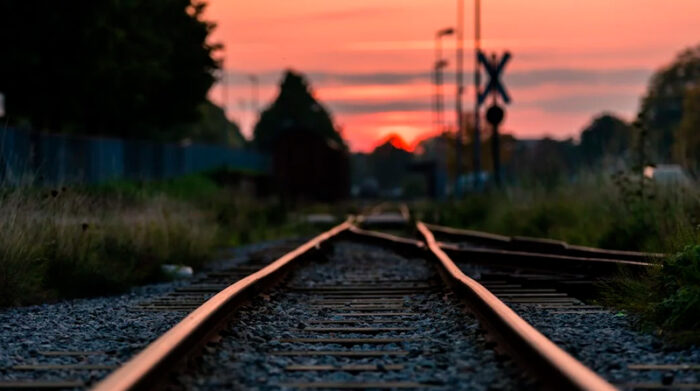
[{"x1": 0, "y1": 127, "x2": 270, "y2": 184}]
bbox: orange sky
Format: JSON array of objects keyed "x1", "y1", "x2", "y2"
[{"x1": 204, "y1": 0, "x2": 700, "y2": 152}]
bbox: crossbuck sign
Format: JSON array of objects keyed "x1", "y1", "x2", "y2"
[{"x1": 477, "y1": 51, "x2": 511, "y2": 105}]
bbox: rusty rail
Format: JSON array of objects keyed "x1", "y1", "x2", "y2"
[
  {"x1": 425, "y1": 222, "x2": 664, "y2": 262},
  {"x1": 439, "y1": 241, "x2": 654, "y2": 275},
  {"x1": 417, "y1": 221, "x2": 617, "y2": 391},
  {"x1": 92, "y1": 218, "x2": 353, "y2": 391},
  {"x1": 344, "y1": 223, "x2": 622, "y2": 388},
  {"x1": 94, "y1": 215, "x2": 629, "y2": 390}
]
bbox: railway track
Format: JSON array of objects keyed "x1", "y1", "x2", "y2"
[{"x1": 2, "y1": 210, "x2": 698, "y2": 390}]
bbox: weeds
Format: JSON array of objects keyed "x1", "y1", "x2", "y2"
[
  {"x1": 0, "y1": 173, "x2": 316, "y2": 307},
  {"x1": 603, "y1": 245, "x2": 700, "y2": 344},
  {"x1": 416, "y1": 176, "x2": 699, "y2": 253},
  {"x1": 0, "y1": 186, "x2": 217, "y2": 306}
]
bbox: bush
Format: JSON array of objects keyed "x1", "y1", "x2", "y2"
[{"x1": 654, "y1": 245, "x2": 700, "y2": 331}]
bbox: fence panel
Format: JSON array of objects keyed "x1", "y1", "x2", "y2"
[{"x1": 0, "y1": 127, "x2": 269, "y2": 185}]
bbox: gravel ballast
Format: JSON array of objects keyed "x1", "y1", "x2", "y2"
[
  {"x1": 513, "y1": 305, "x2": 700, "y2": 387},
  {"x1": 4, "y1": 232, "x2": 697, "y2": 390},
  {"x1": 173, "y1": 241, "x2": 529, "y2": 390},
  {"x1": 0, "y1": 239, "x2": 298, "y2": 388},
  {"x1": 456, "y1": 261, "x2": 700, "y2": 389}
]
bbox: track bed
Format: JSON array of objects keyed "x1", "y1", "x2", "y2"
[{"x1": 171, "y1": 241, "x2": 530, "y2": 390}]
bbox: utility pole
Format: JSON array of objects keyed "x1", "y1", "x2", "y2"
[
  {"x1": 435, "y1": 40, "x2": 443, "y2": 133},
  {"x1": 473, "y1": 0, "x2": 482, "y2": 190},
  {"x1": 435, "y1": 28, "x2": 454, "y2": 134},
  {"x1": 436, "y1": 61, "x2": 447, "y2": 133},
  {"x1": 455, "y1": 0, "x2": 464, "y2": 196},
  {"x1": 433, "y1": 54, "x2": 439, "y2": 134}
]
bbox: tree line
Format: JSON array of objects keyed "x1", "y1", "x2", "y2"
[{"x1": 0, "y1": 0, "x2": 244, "y2": 147}]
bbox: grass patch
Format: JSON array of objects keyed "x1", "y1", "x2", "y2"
[
  {"x1": 415, "y1": 177, "x2": 699, "y2": 253},
  {"x1": 603, "y1": 245, "x2": 700, "y2": 344},
  {"x1": 0, "y1": 172, "x2": 318, "y2": 307},
  {"x1": 0, "y1": 186, "x2": 217, "y2": 306}
]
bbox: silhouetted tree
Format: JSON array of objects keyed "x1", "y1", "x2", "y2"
[
  {"x1": 0, "y1": 0, "x2": 220, "y2": 140},
  {"x1": 171, "y1": 101, "x2": 246, "y2": 147},
  {"x1": 508, "y1": 138, "x2": 578, "y2": 188},
  {"x1": 368, "y1": 136, "x2": 413, "y2": 190},
  {"x1": 638, "y1": 45, "x2": 700, "y2": 162},
  {"x1": 253, "y1": 71, "x2": 345, "y2": 151},
  {"x1": 579, "y1": 113, "x2": 632, "y2": 168}
]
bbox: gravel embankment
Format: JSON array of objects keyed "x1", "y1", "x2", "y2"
[
  {"x1": 455, "y1": 260, "x2": 700, "y2": 388},
  {"x1": 446, "y1": 235, "x2": 700, "y2": 389},
  {"x1": 514, "y1": 305, "x2": 700, "y2": 387},
  {"x1": 0, "y1": 239, "x2": 298, "y2": 388},
  {"x1": 173, "y1": 241, "x2": 530, "y2": 390}
]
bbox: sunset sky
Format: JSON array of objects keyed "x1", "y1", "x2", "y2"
[{"x1": 204, "y1": 0, "x2": 700, "y2": 152}]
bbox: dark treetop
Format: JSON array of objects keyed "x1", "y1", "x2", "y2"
[{"x1": 0, "y1": 0, "x2": 220, "y2": 141}]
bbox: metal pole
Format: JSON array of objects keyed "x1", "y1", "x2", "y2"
[
  {"x1": 455, "y1": 0, "x2": 464, "y2": 196},
  {"x1": 434, "y1": 38, "x2": 440, "y2": 133},
  {"x1": 473, "y1": 0, "x2": 482, "y2": 190},
  {"x1": 436, "y1": 38, "x2": 444, "y2": 132},
  {"x1": 491, "y1": 94, "x2": 501, "y2": 186}
]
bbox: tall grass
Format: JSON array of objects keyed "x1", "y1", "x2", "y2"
[
  {"x1": 0, "y1": 185, "x2": 217, "y2": 306},
  {"x1": 416, "y1": 175, "x2": 699, "y2": 253},
  {"x1": 0, "y1": 172, "x2": 323, "y2": 307}
]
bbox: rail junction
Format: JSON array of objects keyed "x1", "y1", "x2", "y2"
[{"x1": 2, "y1": 206, "x2": 698, "y2": 390}]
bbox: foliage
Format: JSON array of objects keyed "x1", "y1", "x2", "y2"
[
  {"x1": 579, "y1": 113, "x2": 632, "y2": 168},
  {"x1": 171, "y1": 101, "x2": 247, "y2": 147},
  {"x1": 0, "y1": 0, "x2": 220, "y2": 140},
  {"x1": 655, "y1": 245, "x2": 700, "y2": 331},
  {"x1": 604, "y1": 245, "x2": 700, "y2": 343},
  {"x1": 506, "y1": 138, "x2": 579, "y2": 189},
  {"x1": 253, "y1": 71, "x2": 345, "y2": 151},
  {"x1": 638, "y1": 45, "x2": 700, "y2": 162},
  {"x1": 368, "y1": 138, "x2": 414, "y2": 189},
  {"x1": 90, "y1": 174, "x2": 222, "y2": 202}
]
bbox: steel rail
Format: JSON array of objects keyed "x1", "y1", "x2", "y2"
[
  {"x1": 439, "y1": 241, "x2": 654, "y2": 275},
  {"x1": 417, "y1": 221, "x2": 617, "y2": 391},
  {"x1": 92, "y1": 218, "x2": 354, "y2": 391},
  {"x1": 346, "y1": 224, "x2": 425, "y2": 250},
  {"x1": 425, "y1": 222, "x2": 664, "y2": 262}
]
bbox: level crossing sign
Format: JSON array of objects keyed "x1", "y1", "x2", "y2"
[{"x1": 478, "y1": 51, "x2": 511, "y2": 105}]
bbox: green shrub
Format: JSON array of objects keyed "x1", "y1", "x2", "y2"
[{"x1": 654, "y1": 245, "x2": 700, "y2": 330}]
